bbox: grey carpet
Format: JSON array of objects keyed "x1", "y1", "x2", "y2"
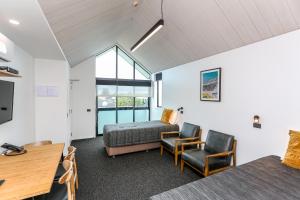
[{"x1": 71, "y1": 137, "x2": 201, "y2": 200}]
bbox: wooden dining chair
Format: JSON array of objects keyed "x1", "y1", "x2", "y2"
[
  {"x1": 59, "y1": 160, "x2": 76, "y2": 200},
  {"x1": 24, "y1": 140, "x2": 52, "y2": 148},
  {"x1": 43, "y1": 160, "x2": 75, "y2": 200},
  {"x1": 55, "y1": 146, "x2": 79, "y2": 190},
  {"x1": 68, "y1": 146, "x2": 78, "y2": 190}
]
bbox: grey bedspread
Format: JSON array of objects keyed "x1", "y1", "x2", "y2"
[
  {"x1": 103, "y1": 120, "x2": 179, "y2": 147},
  {"x1": 150, "y1": 155, "x2": 300, "y2": 200}
]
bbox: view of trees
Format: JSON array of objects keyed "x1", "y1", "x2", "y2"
[
  {"x1": 98, "y1": 96, "x2": 148, "y2": 108},
  {"x1": 117, "y1": 97, "x2": 148, "y2": 107}
]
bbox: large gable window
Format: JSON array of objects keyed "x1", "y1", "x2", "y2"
[
  {"x1": 96, "y1": 47, "x2": 116, "y2": 79},
  {"x1": 96, "y1": 46, "x2": 151, "y2": 135}
]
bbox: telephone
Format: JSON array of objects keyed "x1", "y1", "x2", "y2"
[{"x1": 1, "y1": 143, "x2": 24, "y2": 152}]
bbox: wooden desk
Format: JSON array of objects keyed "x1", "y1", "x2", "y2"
[{"x1": 0, "y1": 143, "x2": 64, "y2": 200}]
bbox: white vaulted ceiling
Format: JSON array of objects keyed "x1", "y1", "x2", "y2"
[{"x1": 38, "y1": 0, "x2": 300, "y2": 72}]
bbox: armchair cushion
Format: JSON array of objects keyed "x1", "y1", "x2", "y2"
[
  {"x1": 182, "y1": 149, "x2": 229, "y2": 171},
  {"x1": 161, "y1": 137, "x2": 184, "y2": 151},
  {"x1": 180, "y1": 122, "x2": 200, "y2": 138},
  {"x1": 204, "y1": 130, "x2": 234, "y2": 154}
]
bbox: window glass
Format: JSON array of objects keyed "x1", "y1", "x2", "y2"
[
  {"x1": 117, "y1": 96, "x2": 134, "y2": 108},
  {"x1": 98, "y1": 96, "x2": 116, "y2": 108},
  {"x1": 135, "y1": 97, "x2": 148, "y2": 107},
  {"x1": 117, "y1": 86, "x2": 134, "y2": 97},
  {"x1": 135, "y1": 63, "x2": 150, "y2": 80},
  {"x1": 134, "y1": 86, "x2": 151, "y2": 97},
  {"x1": 97, "y1": 85, "x2": 116, "y2": 97},
  {"x1": 117, "y1": 49, "x2": 134, "y2": 79},
  {"x1": 135, "y1": 110, "x2": 149, "y2": 122},
  {"x1": 154, "y1": 81, "x2": 158, "y2": 106},
  {"x1": 158, "y1": 80, "x2": 162, "y2": 107},
  {"x1": 98, "y1": 111, "x2": 116, "y2": 134},
  {"x1": 96, "y1": 47, "x2": 116, "y2": 78},
  {"x1": 118, "y1": 110, "x2": 134, "y2": 123}
]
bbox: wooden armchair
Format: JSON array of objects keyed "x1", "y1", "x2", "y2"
[
  {"x1": 181, "y1": 130, "x2": 237, "y2": 177},
  {"x1": 160, "y1": 122, "x2": 202, "y2": 165}
]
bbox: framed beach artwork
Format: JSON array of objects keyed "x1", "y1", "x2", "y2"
[{"x1": 200, "y1": 68, "x2": 221, "y2": 102}]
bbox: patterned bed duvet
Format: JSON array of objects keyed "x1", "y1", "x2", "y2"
[
  {"x1": 150, "y1": 155, "x2": 300, "y2": 200},
  {"x1": 103, "y1": 120, "x2": 179, "y2": 147}
]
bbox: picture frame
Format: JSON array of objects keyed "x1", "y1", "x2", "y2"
[{"x1": 200, "y1": 68, "x2": 221, "y2": 102}]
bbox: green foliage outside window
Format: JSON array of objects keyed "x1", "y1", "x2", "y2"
[{"x1": 117, "y1": 97, "x2": 147, "y2": 107}]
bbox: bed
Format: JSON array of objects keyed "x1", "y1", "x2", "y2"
[
  {"x1": 150, "y1": 155, "x2": 300, "y2": 200},
  {"x1": 103, "y1": 120, "x2": 179, "y2": 156}
]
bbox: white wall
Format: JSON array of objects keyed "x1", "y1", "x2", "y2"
[
  {"x1": 70, "y1": 57, "x2": 96, "y2": 140},
  {"x1": 0, "y1": 30, "x2": 71, "y2": 154},
  {"x1": 35, "y1": 59, "x2": 71, "y2": 151},
  {"x1": 0, "y1": 46, "x2": 35, "y2": 148},
  {"x1": 152, "y1": 29, "x2": 300, "y2": 165}
]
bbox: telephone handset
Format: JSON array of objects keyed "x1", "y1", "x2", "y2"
[{"x1": 1, "y1": 143, "x2": 24, "y2": 152}]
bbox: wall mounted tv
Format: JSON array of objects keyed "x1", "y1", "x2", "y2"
[{"x1": 0, "y1": 80, "x2": 14, "y2": 124}]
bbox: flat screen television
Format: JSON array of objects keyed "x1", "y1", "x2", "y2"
[{"x1": 0, "y1": 80, "x2": 14, "y2": 124}]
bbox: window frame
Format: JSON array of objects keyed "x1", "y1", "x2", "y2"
[{"x1": 96, "y1": 46, "x2": 151, "y2": 135}]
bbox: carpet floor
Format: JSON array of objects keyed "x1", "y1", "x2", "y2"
[{"x1": 71, "y1": 137, "x2": 201, "y2": 200}]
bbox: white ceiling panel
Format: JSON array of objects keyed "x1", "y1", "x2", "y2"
[
  {"x1": 215, "y1": 0, "x2": 261, "y2": 44},
  {"x1": 38, "y1": 0, "x2": 300, "y2": 72},
  {"x1": 238, "y1": 0, "x2": 273, "y2": 39},
  {"x1": 288, "y1": 0, "x2": 300, "y2": 26},
  {"x1": 0, "y1": 0, "x2": 65, "y2": 60},
  {"x1": 270, "y1": 0, "x2": 298, "y2": 32}
]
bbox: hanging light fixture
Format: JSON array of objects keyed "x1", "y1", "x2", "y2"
[{"x1": 131, "y1": 0, "x2": 164, "y2": 52}]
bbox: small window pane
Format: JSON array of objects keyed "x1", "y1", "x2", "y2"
[
  {"x1": 97, "y1": 96, "x2": 116, "y2": 108},
  {"x1": 135, "y1": 110, "x2": 149, "y2": 122},
  {"x1": 96, "y1": 47, "x2": 116, "y2": 78},
  {"x1": 117, "y1": 86, "x2": 134, "y2": 97},
  {"x1": 117, "y1": 97, "x2": 134, "y2": 107},
  {"x1": 98, "y1": 111, "x2": 116, "y2": 134},
  {"x1": 135, "y1": 63, "x2": 150, "y2": 80},
  {"x1": 158, "y1": 80, "x2": 162, "y2": 107},
  {"x1": 97, "y1": 85, "x2": 116, "y2": 97},
  {"x1": 134, "y1": 87, "x2": 151, "y2": 97},
  {"x1": 154, "y1": 81, "x2": 158, "y2": 106},
  {"x1": 118, "y1": 110, "x2": 133, "y2": 123},
  {"x1": 135, "y1": 97, "x2": 148, "y2": 107},
  {"x1": 118, "y1": 50, "x2": 134, "y2": 79}
]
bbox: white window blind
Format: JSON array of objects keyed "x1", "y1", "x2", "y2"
[{"x1": 97, "y1": 85, "x2": 151, "y2": 97}]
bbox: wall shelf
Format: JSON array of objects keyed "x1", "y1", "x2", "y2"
[{"x1": 0, "y1": 70, "x2": 21, "y2": 77}]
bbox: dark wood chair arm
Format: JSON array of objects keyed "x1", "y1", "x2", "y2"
[
  {"x1": 161, "y1": 131, "x2": 180, "y2": 139},
  {"x1": 204, "y1": 151, "x2": 234, "y2": 175},
  {"x1": 206, "y1": 151, "x2": 234, "y2": 159},
  {"x1": 181, "y1": 141, "x2": 205, "y2": 152},
  {"x1": 175, "y1": 137, "x2": 200, "y2": 142},
  {"x1": 182, "y1": 141, "x2": 205, "y2": 147},
  {"x1": 175, "y1": 137, "x2": 201, "y2": 150}
]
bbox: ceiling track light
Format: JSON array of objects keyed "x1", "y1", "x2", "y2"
[
  {"x1": 131, "y1": 0, "x2": 164, "y2": 52},
  {"x1": 131, "y1": 19, "x2": 164, "y2": 52}
]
